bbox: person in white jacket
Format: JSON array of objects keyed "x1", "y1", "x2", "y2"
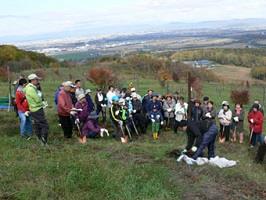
[
  {"x1": 174, "y1": 96, "x2": 188, "y2": 133},
  {"x1": 217, "y1": 101, "x2": 232, "y2": 143}
]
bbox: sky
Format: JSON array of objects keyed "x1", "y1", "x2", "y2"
[{"x1": 1, "y1": 0, "x2": 266, "y2": 43}]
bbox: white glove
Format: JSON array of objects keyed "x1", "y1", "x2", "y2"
[
  {"x1": 24, "y1": 111, "x2": 30, "y2": 117},
  {"x1": 100, "y1": 128, "x2": 105, "y2": 137},
  {"x1": 250, "y1": 119, "x2": 254, "y2": 123},
  {"x1": 234, "y1": 117, "x2": 239, "y2": 122},
  {"x1": 156, "y1": 115, "x2": 161, "y2": 120},
  {"x1": 151, "y1": 119, "x2": 155, "y2": 123},
  {"x1": 75, "y1": 118, "x2": 80, "y2": 124},
  {"x1": 182, "y1": 149, "x2": 187, "y2": 154},
  {"x1": 104, "y1": 129, "x2": 109, "y2": 136},
  {"x1": 161, "y1": 121, "x2": 164, "y2": 125},
  {"x1": 133, "y1": 110, "x2": 137, "y2": 113},
  {"x1": 167, "y1": 108, "x2": 172, "y2": 112},
  {"x1": 71, "y1": 108, "x2": 82, "y2": 112},
  {"x1": 70, "y1": 111, "x2": 77, "y2": 116},
  {"x1": 205, "y1": 113, "x2": 211, "y2": 118},
  {"x1": 191, "y1": 146, "x2": 197, "y2": 152},
  {"x1": 115, "y1": 110, "x2": 119, "y2": 115},
  {"x1": 42, "y1": 101, "x2": 48, "y2": 108},
  {"x1": 118, "y1": 120, "x2": 123, "y2": 126},
  {"x1": 103, "y1": 104, "x2": 107, "y2": 107}
]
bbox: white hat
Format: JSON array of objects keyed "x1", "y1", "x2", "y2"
[
  {"x1": 77, "y1": 93, "x2": 86, "y2": 101},
  {"x1": 63, "y1": 81, "x2": 76, "y2": 88},
  {"x1": 131, "y1": 92, "x2": 137, "y2": 98},
  {"x1": 222, "y1": 101, "x2": 229, "y2": 106},
  {"x1": 28, "y1": 74, "x2": 41, "y2": 80},
  {"x1": 131, "y1": 87, "x2": 136, "y2": 92},
  {"x1": 85, "y1": 89, "x2": 91, "y2": 94}
]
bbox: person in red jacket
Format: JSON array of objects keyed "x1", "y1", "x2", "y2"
[
  {"x1": 248, "y1": 103, "x2": 264, "y2": 147},
  {"x1": 15, "y1": 78, "x2": 32, "y2": 139},
  {"x1": 57, "y1": 81, "x2": 76, "y2": 138}
]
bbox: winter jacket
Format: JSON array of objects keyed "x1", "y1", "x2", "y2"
[
  {"x1": 218, "y1": 109, "x2": 232, "y2": 126},
  {"x1": 147, "y1": 100, "x2": 162, "y2": 114},
  {"x1": 142, "y1": 94, "x2": 152, "y2": 113},
  {"x1": 186, "y1": 120, "x2": 213, "y2": 150},
  {"x1": 202, "y1": 107, "x2": 217, "y2": 122},
  {"x1": 15, "y1": 86, "x2": 29, "y2": 113},
  {"x1": 163, "y1": 100, "x2": 176, "y2": 118},
  {"x1": 57, "y1": 90, "x2": 73, "y2": 117},
  {"x1": 248, "y1": 111, "x2": 264, "y2": 134},
  {"x1": 82, "y1": 119, "x2": 100, "y2": 136},
  {"x1": 24, "y1": 83, "x2": 43, "y2": 112},
  {"x1": 75, "y1": 101, "x2": 89, "y2": 123},
  {"x1": 175, "y1": 102, "x2": 188, "y2": 122},
  {"x1": 132, "y1": 99, "x2": 143, "y2": 113},
  {"x1": 191, "y1": 106, "x2": 203, "y2": 121},
  {"x1": 149, "y1": 110, "x2": 163, "y2": 123}
]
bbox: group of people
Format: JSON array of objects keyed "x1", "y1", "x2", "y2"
[{"x1": 14, "y1": 74, "x2": 266, "y2": 162}]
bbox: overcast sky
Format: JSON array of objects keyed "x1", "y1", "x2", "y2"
[{"x1": 1, "y1": 0, "x2": 266, "y2": 42}]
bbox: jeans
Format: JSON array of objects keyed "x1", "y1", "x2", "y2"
[
  {"x1": 18, "y1": 111, "x2": 32, "y2": 136},
  {"x1": 59, "y1": 115, "x2": 73, "y2": 138},
  {"x1": 250, "y1": 133, "x2": 264, "y2": 146}
]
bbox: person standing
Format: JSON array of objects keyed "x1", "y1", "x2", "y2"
[
  {"x1": 15, "y1": 78, "x2": 32, "y2": 139},
  {"x1": 75, "y1": 80, "x2": 85, "y2": 99},
  {"x1": 231, "y1": 103, "x2": 245, "y2": 143},
  {"x1": 85, "y1": 89, "x2": 95, "y2": 113},
  {"x1": 24, "y1": 74, "x2": 49, "y2": 145},
  {"x1": 218, "y1": 101, "x2": 232, "y2": 143},
  {"x1": 57, "y1": 81, "x2": 76, "y2": 138}
]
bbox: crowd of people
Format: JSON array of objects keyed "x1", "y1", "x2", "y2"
[{"x1": 14, "y1": 73, "x2": 266, "y2": 163}]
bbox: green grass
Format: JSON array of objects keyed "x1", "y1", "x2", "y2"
[{"x1": 0, "y1": 65, "x2": 266, "y2": 200}]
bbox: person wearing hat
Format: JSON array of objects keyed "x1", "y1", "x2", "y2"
[
  {"x1": 130, "y1": 87, "x2": 141, "y2": 100},
  {"x1": 149, "y1": 101, "x2": 164, "y2": 140},
  {"x1": 95, "y1": 88, "x2": 108, "y2": 122},
  {"x1": 24, "y1": 74, "x2": 49, "y2": 145},
  {"x1": 191, "y1": 99, "x2": 203, "y2": 122},
  {"x1": 84, "y1": 89, "x2": 95, "y2": 113},
  {"x1": 248, "y1": 103, "x2": 264, "y2": 147},
  {"x1": 58, "y1": 81, "x2": 76, "y2": 139},
  {"x1": 163, "y1": 94, "x2": 176, "y2": 130},
  {"x1": 217, "y1": 101, "x2": 232, "y2": 143}
]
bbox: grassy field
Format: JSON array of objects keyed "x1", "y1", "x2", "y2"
[{"x1": 0, "y1": 64, "x2": 266, "y2": 200}]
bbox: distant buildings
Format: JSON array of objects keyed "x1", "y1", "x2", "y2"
[{"x1": 183, "y1": 60, "x2": 215, "y2": 69}]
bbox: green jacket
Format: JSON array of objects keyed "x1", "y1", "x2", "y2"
[{"x1": 24, "y1": 83, "x2": 43, "y2": 112}]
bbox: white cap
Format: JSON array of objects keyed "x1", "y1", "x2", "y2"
[
  {"x1": 222, "y1": 101, "x2": 229, "y2": 106},
  {"x1": 131, "y1": 87, "x2": 136, "y2": 92},
  {"x1": 28, "y1": 74, "x2": 41, "y2": 80},
  {"x1": 63, "y1": 81, "x2": 76, "y2": 88},
  {"x1": 85, "y1": 89, "x2": 91, "y2": 94},
  {"x1": 77, "y1": 93, "x2": 86, "y2": 101}
]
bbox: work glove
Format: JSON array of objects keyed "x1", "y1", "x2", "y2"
[
  {"x1": 250, "y1": 119, "x2": 254, "y2": 123},
  {"x1": 115, "y1": 110, "x2": 120, "y2": 116},
  {"x1": 100, "y1": 128, "x2": 105, "y2": 137},
  {"x1": 156, "y1": 115, "x2": 161, "y2": 120},
  {"x1": 70, "y1": 111, "x2": 77, "y2": 116},
  {"x1": 182, "y1": 149, "x2": 187, "y2": 154},
  {"x1": 160, "y1": 121, "x2": 164, "y2": 125},
  {"x1": 118, "y1": 120, "x2": 123, "y2": 126},
  {"x1": 205, "y1": 113, "x2": 211, "y2": 118},
  {"x1": 233, "y1": 117, "x2": 239, "y2": 122},
  {"x1": 71, "y1": 108, "x2": 82, "y2": 112},
  {"x1": 133, "y1": 109, "x2": 137, "y2": 113},
  {"x1": 191, "y1": 146, "x2": 197, "y2": 152},
  {"x1": 24, "y1": 111, "x2": 30, "y2": 117},
  {"x1": 151, "y1": 119, "x2": 155, "y2": 123},
  {"x1": 167, "y1": 108, "x2": 172, "y2": 112},
  {"x1": 75, "y1": 118, "x2": 80, "y2": 124},
  {"x1": 42, "y1": 101, "x2": 48, "y2": 109}
]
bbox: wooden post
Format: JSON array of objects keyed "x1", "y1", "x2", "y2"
[
  {"x1": 7, "y1": 65, "x2": 11, "y2": 112},
  {"x1": 187, "y1": 72, "x2": 192, "y2": 120}
]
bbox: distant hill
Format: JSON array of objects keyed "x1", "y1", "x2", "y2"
[{"x1": 0, "y1": 45, "x2": 59, "y2": 72}]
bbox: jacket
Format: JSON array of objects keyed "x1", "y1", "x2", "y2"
[
  {"x1": 248, "y1": 111, "x2": 264, "y2": 134},
  {"x1": 15, "y1": 86, "x2": 29, "y2": 113},
  {"x1": 132, "y1": 99, "x2": 143, "y2": 113},
  {"x1": 175, "y1": 102, "x2": 188, "y2": 122},
  {"x1": 191, "y1": 106, "x2": 203, "y2": 121},
  {"x1": 82, "y1": 119, "x2": 100, "y2": 135},
  {"x1": 163, "y1": 100, "x2": 176, "y2": 118},
  {"x1": 218, "y1": 109, "x2": 232, "y2": 126},
  {"x1": 24, "y1": 83, "x2": 43, "y2": 112},
  {"x1": 75, "y1": 101, "x2": 89, "y2": 123},
  {"x1": 57, "y1": 90, "x2": 73, "y2": 116}
]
